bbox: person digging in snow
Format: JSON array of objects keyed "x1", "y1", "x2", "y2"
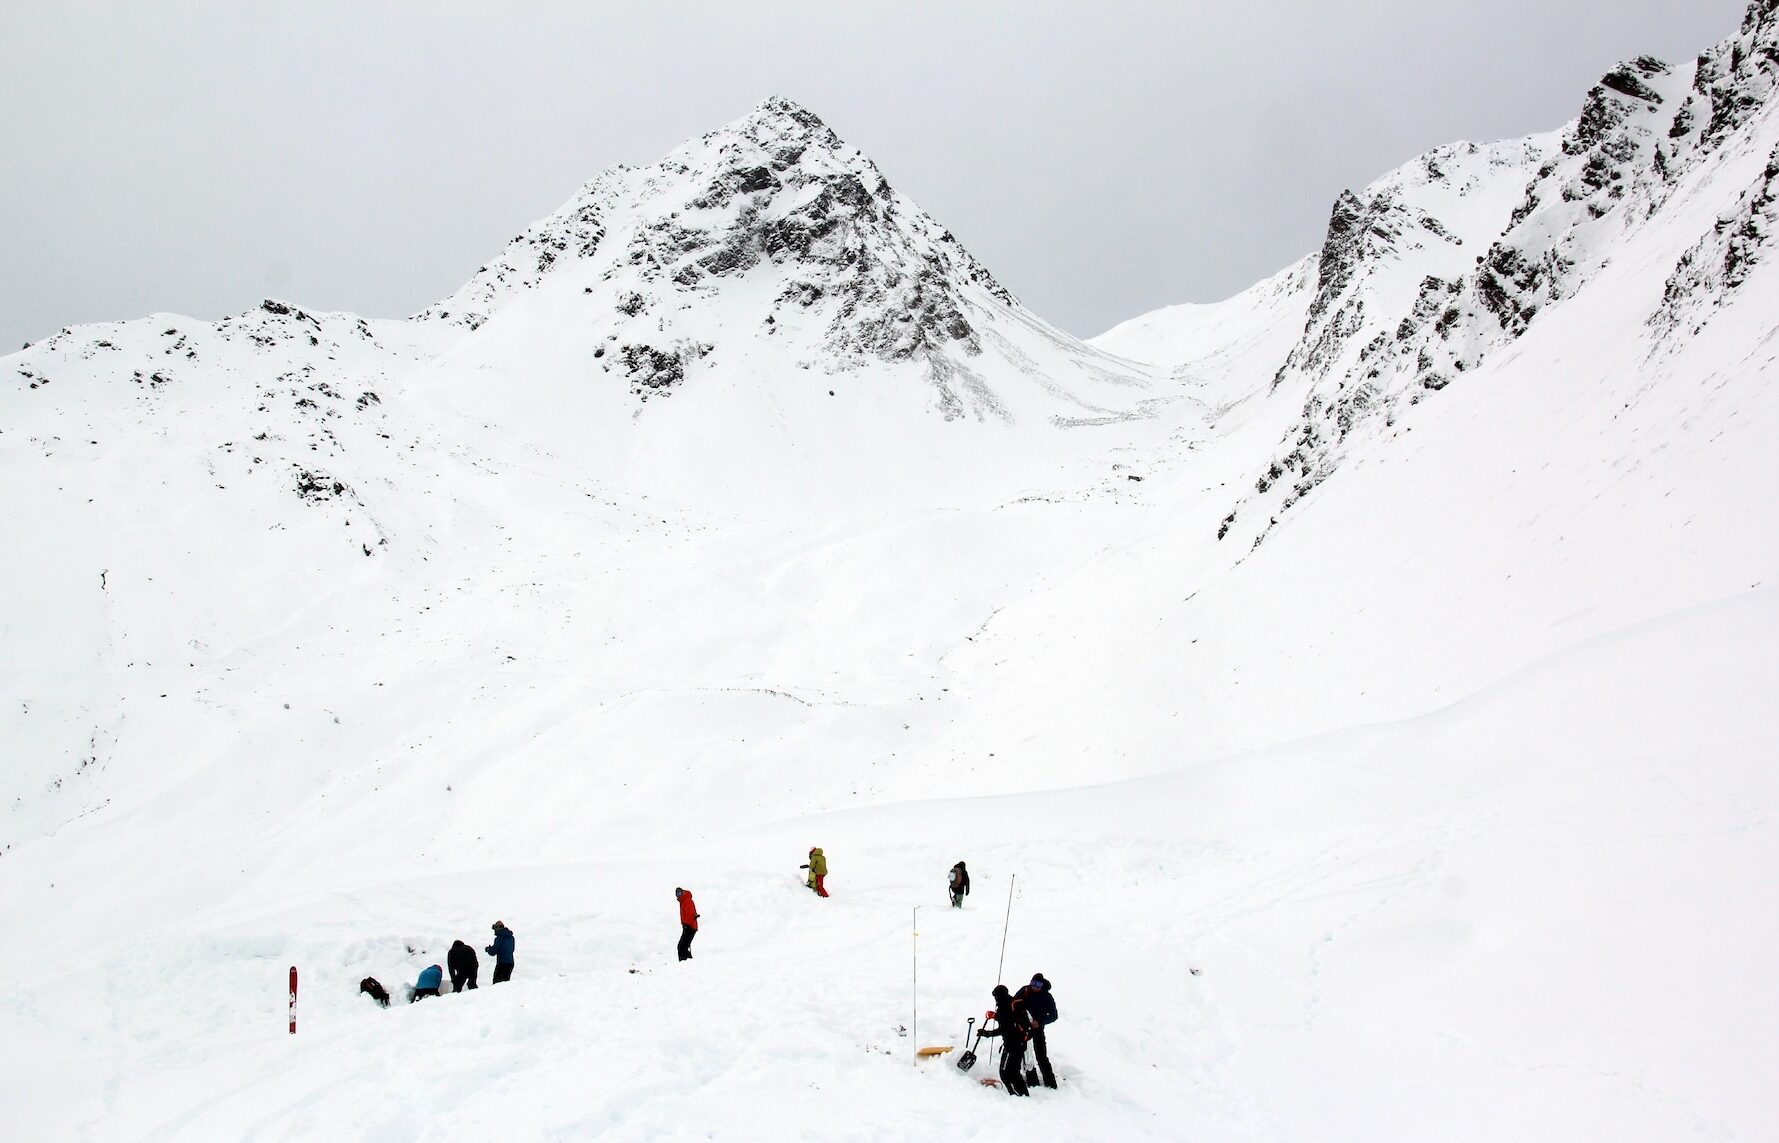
[
  {"x1": 975, "y1": 984, "x2": 1032, "y2": 1095},
  {"x1": 1015, "y1": 973, "x2": 1058, "y2": 1088},
  {"x1": 486, "y1": 921, "x2": 516, "y2": 983},
  {"x1": 410, "y1": 963, "x2": 443, "y2": 1002},
  {"x1": 948, "y1": 861, "x2": 971, "y2": 908},
  {"x1": 675, "y1": 887, "x2": 699, "y2": 961},
  {"x1": 447, "y1": 939, "x2": 479, "y2": 991},
  {"x1": 800, "y1": 847, "x2": 829, "y2": 897},
  {"x1": 359, "y1": 977, "x2": 391, "y2": 1007}
]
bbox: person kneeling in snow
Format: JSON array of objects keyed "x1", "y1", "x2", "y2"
[
  {"x1": 410, "y1": 964, "x2": 444, "y2": 1002},
  {"x1": 800, "y1": 847, "x2": 829, "y2": 897},
  {"x1": 975, "y1": 985, "x2": 1032, "y2": 1096},
  {"x1": 359, "y1": 977, "x2": 391, "y2": 1007},
  {"x1": 486, "y1": 920, "x2": 516, "y2": 983}
]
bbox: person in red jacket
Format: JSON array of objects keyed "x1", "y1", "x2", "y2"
[{"x1": 675, "y1": 887, "x2": 699, "y2": 961}]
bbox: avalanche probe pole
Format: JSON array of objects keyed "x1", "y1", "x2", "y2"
[
  {"x1": 911, "y1": 906, "x2": 919, "y2": 1065},
  {"x1": 288, "y1": 965, "x2": 298, "y2": 1034},
  {"x1": 994, "y1": 873, "x2": 1016, "y2": 986}
]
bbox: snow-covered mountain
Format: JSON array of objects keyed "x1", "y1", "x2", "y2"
[
  {"x1": 1100, "y1": 0, "x2": 1779, "y2": 551},
  {"x1": 4, "y1": 6, "x2": 1778, "y2": 1141},
  {"x1": 415, "y1": 95, "x2": 1155, "y2": 426}
]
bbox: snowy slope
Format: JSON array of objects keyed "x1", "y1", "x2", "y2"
[
  {"x1": 1090, "y1": 256, "x2": 1315, "y2": 414},
  {"x1": 1098, "y1": 0, "x2": 1779, "y2": 552},
  {"x1": 4, "y1": 5, "x2": 1779, "y2": 1141}
]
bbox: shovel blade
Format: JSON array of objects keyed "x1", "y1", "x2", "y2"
[{"x1": 956, "y1": 1050, "x2": 977, "y2": 1072}]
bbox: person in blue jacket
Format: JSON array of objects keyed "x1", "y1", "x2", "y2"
[
  {"x1": 410, "y1": 964, "x2": 443, "y2": 1002},
  {"x1": 486, "y1": 920, "x2": 516, "y2": 983}
]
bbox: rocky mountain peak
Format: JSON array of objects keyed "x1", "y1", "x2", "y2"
[
  {"x1": 420, "y1": 96, "x2": 1037, "y2": 412},
  {"x1": 720, "y1": 94, "x2": 843, "y2": 151}
]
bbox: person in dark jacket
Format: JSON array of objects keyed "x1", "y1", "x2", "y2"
[
  {"x1": 359, "y1": 977, "x2": 391, "y2": 1007},
  {"x1": 675, "y1": 887, "x2": 699, "y2": 961},
  {"x1": 447, "y1": 939, "x2": 479, "y2": 991},
  {"x1": 410, "y1": 964, "x2": 443, "y2": 1002},
  {"x1": 486, "y1": 921, "x2": 516, "y2": 983},
  {"x1": 1016, "y1": 973, "x2": 1058, "y2": 1088},
  {"x1": 974, "y1": 984, "x2": 1031, "y2": 1096},
  {"x1": 948, "y1": 861, "x2": 971, "y2": 908}
]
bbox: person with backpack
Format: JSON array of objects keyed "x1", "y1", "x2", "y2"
[
  {"x1": 948, "y1": 861, "x2": 970, "y2": 908},
  {"x1": 675, "y1": 887, "x2": 699, "y2": 961},
  {"x1": 448, "y1": 939, "x2": 479, "y2": 991},
  {"x1": 410, "y1": 964, "x2": 443, "y2": 1002},
  {"x1": 486, "y1": 921, "x2": 516, "y2": 983},
  {"x1": 973, "y1": 984, "x2": 1032, "y2": 1096},
  {"x1": 1016, "y1": 973, "x2": 1058, "y2": 1088},
  {"x1": 359, "y1": 977, "x2": 391, "y2": 1007},
  {"x1": 800, "y1": 847, "x2": 829, "y2": 897}
]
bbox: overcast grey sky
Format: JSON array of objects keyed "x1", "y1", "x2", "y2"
[{"x1": 0, "y1": 0, "x2": 1751, "y2": 349}]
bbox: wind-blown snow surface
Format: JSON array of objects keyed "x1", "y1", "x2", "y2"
[{"x1": 6, "y1": 7, "x2": 1779, "y2": 1138}]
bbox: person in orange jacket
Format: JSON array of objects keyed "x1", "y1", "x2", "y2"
[{"x1": 675, "y1": 887, "x2": 699, "y2": 961}]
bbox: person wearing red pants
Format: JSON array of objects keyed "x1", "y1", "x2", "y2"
[
  {"x1": 675, "y1": 887, "x2": 699, "y2": 960},
  {"x1": 800, "y1": 847, "x2": 829, "y2": 896}
]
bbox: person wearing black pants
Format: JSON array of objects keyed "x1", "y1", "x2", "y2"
[
  {"x1": 675, "y1": 887, "x2": 699, "y2": 961},
  {"x1": 1017, "y1": 974, "x2": 1059, "y2": 1088},
  {"x1": 448, "y1": 939, "x2": 479, "y2": 991},
  {"x1": 948, "y1": 862, "x2": 970, "y2": 908},
  {"x1": 486, "y1": 920, "x2": 516, "y2": 983},
  {"x1": 975, "y1": 985, "x2": 1031, "y2": 1096}
]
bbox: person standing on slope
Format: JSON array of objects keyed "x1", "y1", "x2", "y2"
[
  {"x1": 974, "y1": 984, "x2": 1031, "y2": 1096},
  {"x1": 486, "y1": 920, "x2": 516, "y2": 983},
  {"x1": 675, "y1": 887, "x2": 699, "y2": 961},
  {"x1": 410, "y1": 963, "x2": 444, "y2": 1002},
  {"x1": 948, "y1": 861, "x2": 970, "y2": 908},
  {"x1": 1016, "y1": 973, "x2": 1058, "y2": 1088},
  {"x1": 800, "y1": 847, "x2": 829, "y2": 897}
]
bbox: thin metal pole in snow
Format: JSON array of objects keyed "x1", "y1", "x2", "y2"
[
  {"x1": 911, "y1": 906, "x2": 919, "y2": 1064},
  {"x1": 994, "y1": 873, "x2": 1016, "y2": 986}
]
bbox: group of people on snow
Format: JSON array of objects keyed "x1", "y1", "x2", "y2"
[
  {"x1": 347, "y1": 854, "x2": 1063, "y2": 1091},
  {"x1": 358, "y1": 921, "x2": 517, "y2": 1006},
  {"x1": 976, "y1": 974, "x2": 1059, "y2": 1096}
]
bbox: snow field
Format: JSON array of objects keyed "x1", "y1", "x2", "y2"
[
  {"x1": 8, "y1": 29, "x2": 1779, "y2": 1137},
  {"x1": 5, "y1": 586, "x2": 1774, "y2": 1140}
]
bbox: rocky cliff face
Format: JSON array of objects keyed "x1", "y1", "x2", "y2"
[
  {"x1": 1207, "y1": 0, "x2": 1779, "y2": 549},
  {"x1": 1664, "y1": 0, "x2": 1779, "y2": 166},
  {"x1": 414, "y1": 97, "x2": 1117, "y2": 419}
]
